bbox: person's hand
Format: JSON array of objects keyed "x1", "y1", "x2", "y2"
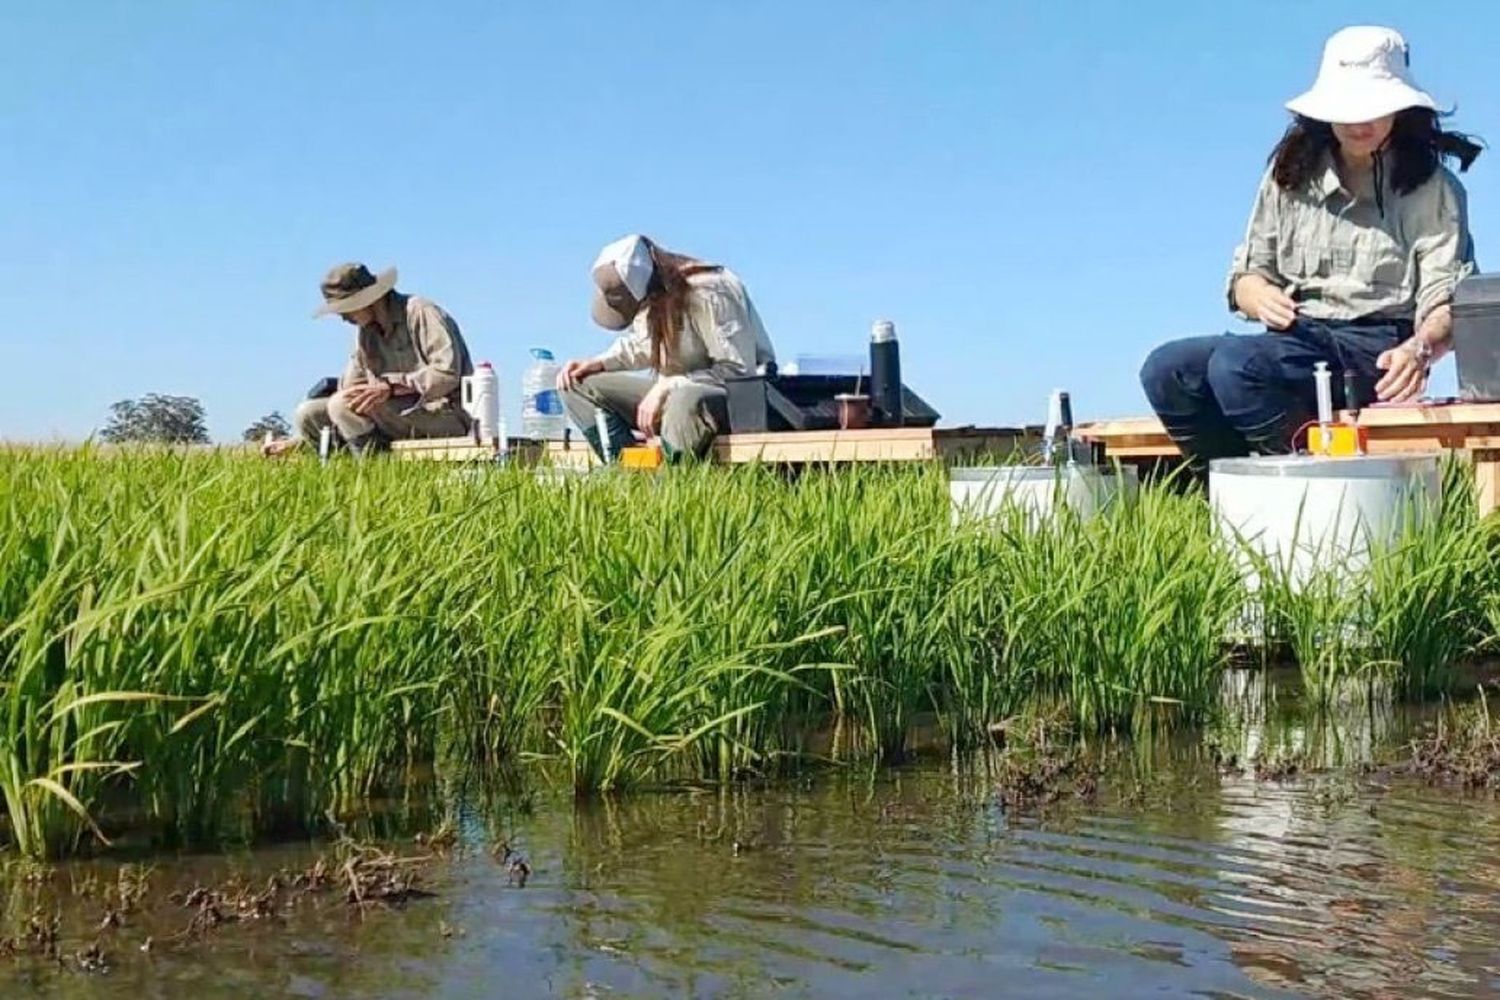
[
  {"x1": 636, "y1": 383, "x2": 670, "y2": 435},
  {"x1": 1235, "y1": 276, "x2": 1299, "y2": 331},
  {"x1": 261, "y1": 438, "x2": 301, "y2": 458},
  {"x1": 343, "y1": 381, "x2": 392, "y2": 416},
  {"x1": 558, "y1": 359, "x2": 601, "y2": 391},
  {"x1": 1375, "y1": 339, "x2": 1431, "y2": 403}
]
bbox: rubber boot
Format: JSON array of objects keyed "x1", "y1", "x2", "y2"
[
  {"x1": 580, "y1": 412, "x2": 636, "y2": 464},
  {"x1": 661, "y1": 438, "x2": 712, "y2": 466},
  {"x1": 345, "y1": 429, "x2": 391, "y2": 459}
]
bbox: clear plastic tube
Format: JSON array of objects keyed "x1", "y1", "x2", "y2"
[
  {"x1": 1313, "y1": 362, "x2": 1333, "y2": 426},
  {"x1": 595, "y1": 409, "x2": 612, "y2": 463}
]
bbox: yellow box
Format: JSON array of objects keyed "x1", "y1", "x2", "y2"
[
  {"x1": 620, "y1": 444, "x2": 664, "y2": 470},
  {"x1": 1307, "y1": 423, "x2": 1367, "y2": 457}
]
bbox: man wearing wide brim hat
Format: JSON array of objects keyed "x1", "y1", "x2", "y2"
[{"x1": 264, "y1": 262, "x2": 474, "y2": 456}]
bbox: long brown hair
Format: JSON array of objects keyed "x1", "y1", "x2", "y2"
[
  {"x1": 1269, "y1": 109, "x2": 1482, "y2": 196},
  {"x1": 640, "y1": 238, "x2": 723, "y2": 372}
]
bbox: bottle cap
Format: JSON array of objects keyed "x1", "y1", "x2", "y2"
[
  {"x1": 531, "y1": 348, "x2": 555, "y2": 360},
  {"x1": 871, "y1": 320, "x2": 897, "y2": 343}
]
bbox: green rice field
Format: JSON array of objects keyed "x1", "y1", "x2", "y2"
[{"x1": 1, "y1": 448, "x2": 1496, "y2": 859}]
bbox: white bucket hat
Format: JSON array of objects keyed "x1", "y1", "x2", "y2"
[{"x1": 1285, "y1": 26, "x2": 1447, "y2": 125}]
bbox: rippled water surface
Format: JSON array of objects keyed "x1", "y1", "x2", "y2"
[{"x1": 8, "y1": 687, "x2": 1500, "y2": 998}]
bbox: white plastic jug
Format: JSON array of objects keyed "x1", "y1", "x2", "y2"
[{"x1": 461, "y1": 361, "x2": 501, "y2": 445}]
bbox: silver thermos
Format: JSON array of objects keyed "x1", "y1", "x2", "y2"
[{"x1": 869, "y1": 319, "x2": 903, "y2": 427}]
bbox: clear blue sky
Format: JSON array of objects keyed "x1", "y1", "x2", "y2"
[{"x1": 2, "y1": 1, "x2": 1495, "y2": 441}]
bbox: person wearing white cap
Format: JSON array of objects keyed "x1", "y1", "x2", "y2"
[
  {"x1": 1140, "y1": 26, "x2": 1481, "y2": 477},
  {"x1": 556, "y1": 235, "x2": 776, "y2": 462}
]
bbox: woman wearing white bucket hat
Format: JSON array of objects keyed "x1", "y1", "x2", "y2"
[
  {"x1": 556, "y1": 235, "x2": 777, "y2": 462},
  {"x1": 1140, "y1": 26, "x2": 1482, "y2": 477}
]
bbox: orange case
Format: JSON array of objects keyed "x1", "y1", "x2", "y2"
[
  {"x1": 1307, "y1": 423, "x2": 1368, "y2": 457},
  {"x1": 620, "y1": 444, "x2": 664, "y2": 469}
]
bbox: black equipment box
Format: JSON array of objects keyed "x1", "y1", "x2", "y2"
[
  {"x1": 1454, "y1": 273, "x2": 1500, "y2": 401},
  {"x1": 724, "y1": 374, "x2": 940, "y2": 433}
]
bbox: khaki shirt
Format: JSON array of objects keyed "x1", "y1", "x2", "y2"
[
  {"x1": 593, "y1": 269, "x2": 777, "y2": 391},
  {"x1": 1226, "y1": 155, "x2": 1475, "y2": 328},
  {"x1": 341, "y1": 293, "x2": 473, "y2": 412}
]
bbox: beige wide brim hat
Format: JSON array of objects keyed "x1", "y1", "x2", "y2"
[
  {"x1": 1285, "y1": 25, "x2": 1446, "y2": 125},
  {"x1": 312, "y1": 263, "x2": 398, "y2": 318}
]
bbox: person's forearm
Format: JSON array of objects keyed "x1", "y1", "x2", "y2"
[
  {"x1": 380, "y1": 370, "x2": 439, "y2": 398},
  {"x1": 1231, "y1": 273, "x2": 1274, "y2": 313},
  {"x1": 1417, "y1": 304, "x2": 1453, "y2": 359}
]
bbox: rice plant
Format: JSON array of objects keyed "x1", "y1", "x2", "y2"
[{"x1": 0, "y1": 446, "x2": 1492, "y2": 858}]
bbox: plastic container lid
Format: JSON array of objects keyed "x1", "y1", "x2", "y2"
[
  {"x1": 1209, "y1": 454, "x2": 1439, "y2": 479},
  {"x1": 948, "y1": 465, "x2": 1131, "y2": 482},
  {"x1": 1454, "y1": 273, "x2": 1500, "y2": 310}
]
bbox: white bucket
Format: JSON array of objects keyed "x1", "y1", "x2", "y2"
[
  {"x1": 948, "y1": 464, "x2": 1138, "y2": 527},
  {"x1": 1209, "y1": 454, "x2": 1440, "y2": 596}
]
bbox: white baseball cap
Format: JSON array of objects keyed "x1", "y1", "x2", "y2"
[
  {"x1": 1285, "y1": 26, "x2": 1446, "y2": 125},
  {"x1": 590, "y1": 234, "x2": 654, "y2": 330}
]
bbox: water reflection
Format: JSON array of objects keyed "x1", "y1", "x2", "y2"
[
  {"x1": 1215, "y1": 667, "x2": 1407, "y2": 768},
  {"x1": 5, "y1": 683, "x2": 1500, "y2": 998}
]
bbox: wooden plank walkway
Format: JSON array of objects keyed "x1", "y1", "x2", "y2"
[
  {"x1": 1073, "y1": 402, "x2": 1500, "y2": 516},
  {"x1": 388, "y1": 403, "x2": 1500, "y2": 515},
  {"x1": 391, "y1": 425, "x2": 1040, "y2": 468}
]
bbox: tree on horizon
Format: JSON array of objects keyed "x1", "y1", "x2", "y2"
[
  {"x1": 242, "y1": 410, "x2": 291, "y2": 442},
  {"x1": 100, "y1": 394, "x2": 210, "y2": 445}
]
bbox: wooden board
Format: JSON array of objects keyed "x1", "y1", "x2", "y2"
[
  {"x1": 712, "y1": 426, "x2": 1035, "y2": 464},
  {"x1": 1475, "y1": 449, "x2": 1500, "y2": 518},
  {"x1": 1073, "y1": 402, "x2": 1500, "y2": 458},
  {"x1": 389, "y1": 407, "x2": 1500, "y2": 517},
  {"x1": 392, "y1": 426, "x2": 1036, "y2": 467},
  {"x1": 1072, "y1": 403, "x2": 1500, "y2": 518},
  {"x1": 390, "y1": 436, "x2": 598, "y2": 469}
]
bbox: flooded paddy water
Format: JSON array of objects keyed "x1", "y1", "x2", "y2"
[{"x1": 6, "y1": 672, "x2": 1500, "y2": 999}]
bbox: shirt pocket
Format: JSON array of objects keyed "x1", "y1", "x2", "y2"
[
  {"x1": 1284, "y1": 243, "x2": 1342, "y2": 281},
  {"x1": 1351, "y1": 227, "x2": 1406, "y2": 292}
]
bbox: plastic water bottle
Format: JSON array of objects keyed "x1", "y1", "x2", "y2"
[{"x1": 522, "y1": 348, "x2": 567, "y2": 440}]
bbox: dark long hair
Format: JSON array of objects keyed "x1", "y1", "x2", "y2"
[
  {"x1": 1269, "y1": 108, "x2": 1482, "y2": 195},
  {"x1": 640, "y1": 238, "x2": 723, "y2": 372}
]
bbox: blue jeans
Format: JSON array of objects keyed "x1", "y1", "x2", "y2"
[{"x1": 1138, "y1": 318, "x2": 1410, "y2": 473}]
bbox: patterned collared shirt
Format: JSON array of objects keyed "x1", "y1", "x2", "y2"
[
  {"x1": 341, "y1": 293, "x2": 473, "y2": 411},
  {"x1": 1227, "y1": 154, "x2": 1475, "y2": 328}
]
